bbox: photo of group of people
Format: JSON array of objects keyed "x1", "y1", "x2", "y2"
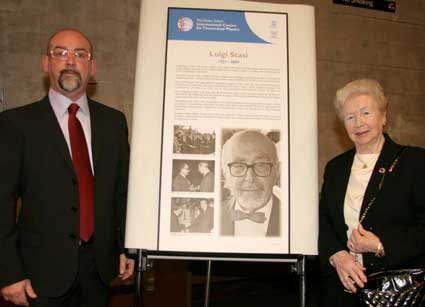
[
  {"x1": 173, "y1": 125, "x2": 215, "y2": 154},
  {"x1": 170, "y1": 125, "x2": 216, "y2": 235},
  {"x1": 170, "y1": 198, "x2": 214, "y2": 233}
]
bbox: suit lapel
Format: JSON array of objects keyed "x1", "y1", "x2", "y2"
[
  {"x1": 267, "y1": 195, "x2": 280, "y2": 236},
  {"x1": 222, "y1": 198, "x2": 235, "y2": 235},
  {"x1": 359, "y1": 135, "x2": 400, "y2": 223},
  {"x1": 38, "y1": 97, "x2": 74, "y2": 173},
  {"x1": 88, "y1": 99, "x2": 102, "y2": 174}
]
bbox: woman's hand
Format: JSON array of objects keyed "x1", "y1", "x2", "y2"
[
  {"x1": 348, "y1": 224, "x2": 381, "y2": 254},
  {"x1": 331, "y1": 250, "x2": 367, "y2": 293}
]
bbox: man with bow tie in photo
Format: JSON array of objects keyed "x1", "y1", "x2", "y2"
[{"x1": 220, "y1": 130, "x2": 281, "y2": 237}]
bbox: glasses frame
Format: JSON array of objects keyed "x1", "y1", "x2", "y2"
[
  {"x1": 227, "y1": 162, "x2": 274, "y2": 178},
  {"x1": 48, "y1": 47, "x2": 92, "y2": 62}
]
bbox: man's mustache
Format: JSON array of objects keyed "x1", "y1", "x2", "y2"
[
  {"x1": 59, "y1": 69, "x2": 81, "y2": 78},
  {"x1": 239, "y1": 183, "x2": 264, "y2": 191}
]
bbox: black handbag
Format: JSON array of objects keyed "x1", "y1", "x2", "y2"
[
  {"x1": 358, "y1": 269, "x2": 425, "y2": 306},
  {"x1": 355, "y1": 147, "x2": 425, "y2": 306}
]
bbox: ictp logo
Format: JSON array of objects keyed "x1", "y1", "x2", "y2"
[{"x1": 178, "y1": 17, "x2": 193, "y2": 32}]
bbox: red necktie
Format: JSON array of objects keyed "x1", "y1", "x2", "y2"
[{"x1": 68, "y1": 103, "x2": 94, "y2": 242}]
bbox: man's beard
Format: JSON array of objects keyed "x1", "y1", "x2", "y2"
[{"x1": 58, "y1": 69, "x2": 82, "y2": 92}]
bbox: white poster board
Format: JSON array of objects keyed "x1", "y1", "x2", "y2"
[{"x1": 126, "y1": 0, "x2": 318, "y2": 255}]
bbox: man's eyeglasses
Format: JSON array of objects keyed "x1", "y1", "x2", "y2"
[
  {"x1": 48, "y1": 47, "x2": 91, "y2": 61},
  {"x1": 227, "y1": 162, "x2": 274, "y2": 177}
]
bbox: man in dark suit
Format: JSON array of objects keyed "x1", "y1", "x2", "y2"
[
  {"x1": 172, "y1": 162, "x2": 193, "y2": 192},
  {"x1": 0, "y1": 29, "x2": 134, "y2": 307},
  {"x1": 170, "y1": 202, "x2": 185, "y2": 233},
  {"x1": 190, "y1": 199, "x2": 214, "y2": 233},
  {"x1": 198, "y1": 161, "x2": 214, "y2": 192},
  {"x1": 220, "y1": 130, "x2": 281, "y2": 236}
]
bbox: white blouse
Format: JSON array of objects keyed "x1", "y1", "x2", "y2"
[{"x1": 343, "y1": 153, "x2": 379, "y2": 264}]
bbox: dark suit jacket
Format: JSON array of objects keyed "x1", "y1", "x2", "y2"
[
  {"x1": 220, "y1": 195, "x2": 280, "y2": 236},
  {"x1": 199, "y1": 171, "x2": 214, "y2": 192},
  {"x1": 0, "y1": 96, "x2": 129, "y2": 296},
  {"x1": 190, "y1": 207, "x2": 214, "y2": 233},
  {"x1": 172, "y1": 174, "x2": 192, "y2": 191},
  {"x1": 319, "y1": 134, "x2": 425, "y2": 277},
  {"x1": 170, "y1": 211, "x2": 184, "y2": 232}
]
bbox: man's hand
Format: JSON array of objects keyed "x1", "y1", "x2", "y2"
[
  {"x1": 1, "y1": 279, "x2": 37, "y2": 306},
  {"x1": 118, "y1": 253, "x2": 135, "y2": 280}
]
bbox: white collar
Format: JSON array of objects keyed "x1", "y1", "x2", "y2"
[{"x1": 48, "y1": 88, "x2": 89, "y2": 118}]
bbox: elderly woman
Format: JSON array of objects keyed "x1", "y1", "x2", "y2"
[{"x1": 318, "y1": 79, "x2": 425, "y2": 306}]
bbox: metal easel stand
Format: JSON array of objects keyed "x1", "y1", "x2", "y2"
[
  {"x1": 133, "y1": 251, "x2": 307, "y2": 307},
  {"x1": 296, "y1": 255, "x2": 307, "y2": 307},
  {"x1": 204, "y1": 260, "x2": 212, "y2": 307},
  {"x1": 291, "y1": 255, "x2": 306, "y2": 307},
  {"x1": 134, "y1": 249, "x2": 149, "y2": 307}
]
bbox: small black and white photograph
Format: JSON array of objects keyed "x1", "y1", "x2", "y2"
[
  {"x1": 170, "y1": 197, "x2": 214, "y2": 233},
  {"x1": 171, "y1": 159, "x2": 215, "y2": 192},
  {"x1": 220, "y1": 129, "x2": 282, "y2": 237},
  {"x1": 173, "y1": 125, "x2": 216, "y2": 154}
]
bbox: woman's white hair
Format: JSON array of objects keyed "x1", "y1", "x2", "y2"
[{"x1": 334, "y1": 78, "x2": 388, "y2": 120}]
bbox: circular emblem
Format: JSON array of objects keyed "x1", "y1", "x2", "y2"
[{"x1": 178, "y1": 17, "x2": 193, "y2": 32}]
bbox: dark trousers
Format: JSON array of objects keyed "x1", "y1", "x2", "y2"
[{"x1": 29, "y1": 243, "x2": 108, "y2": 307}]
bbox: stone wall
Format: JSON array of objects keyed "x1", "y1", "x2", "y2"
[
  {"x1": 1, "y1": 0, "x2": 424, "y2": 181},
  {"x1": 0, "y1": 0, "x2": 140, "y2": 129},
  {"x1": 249, "y1": 0, "x2": 425, "y2": 180}
]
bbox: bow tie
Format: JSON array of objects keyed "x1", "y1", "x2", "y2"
[{"x1": 231, "y1": 209, "x2": 267, "y2": 224}]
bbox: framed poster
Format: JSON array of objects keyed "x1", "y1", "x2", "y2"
[{"x1": 126, "y1": 0, "x2": 318, "y2": 255}]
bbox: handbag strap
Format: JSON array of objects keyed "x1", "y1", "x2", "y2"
[{"x1": 359, "y1": 146, "x2": 407, "y2": 224}]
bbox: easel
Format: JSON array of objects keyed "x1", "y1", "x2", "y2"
[{"x1": 133, "y1": 250, "x2": 307, "y2": 307}]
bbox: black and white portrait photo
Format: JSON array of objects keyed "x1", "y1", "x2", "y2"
[{"x1": 220, "y1": 129, "x2": 281, "y2": 237}]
